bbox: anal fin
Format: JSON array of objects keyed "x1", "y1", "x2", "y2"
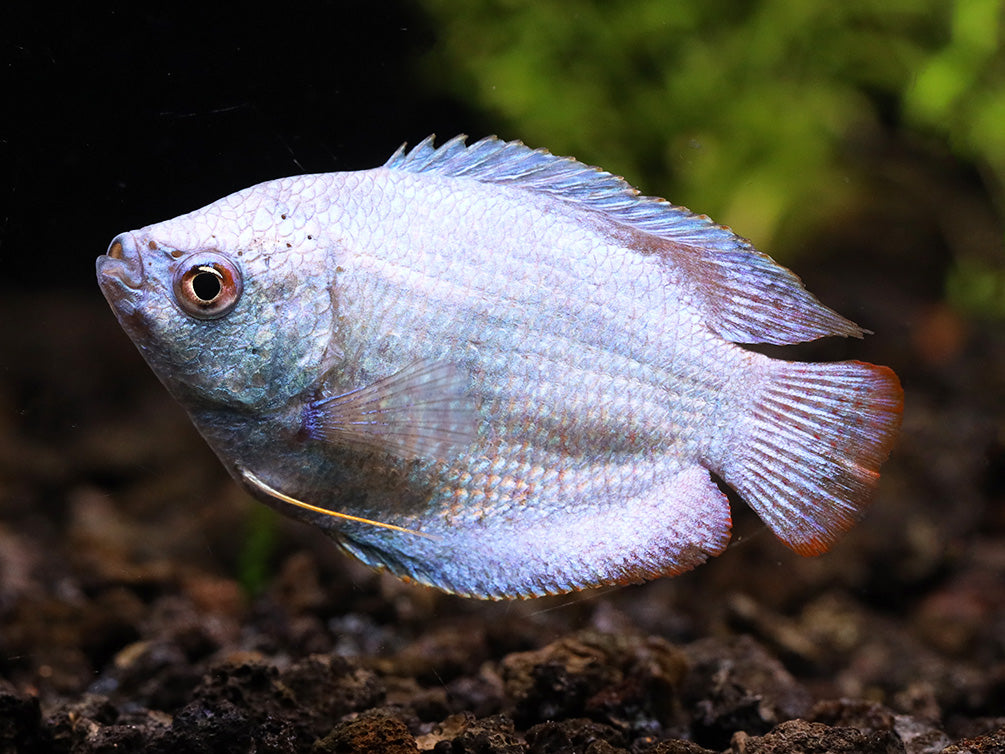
[
  {"x1": 343, "y1": 461, "x2": 735, "y2": 599},
  {"x1": 510, "y1": 462, "x2": 733, "y2": 596}
]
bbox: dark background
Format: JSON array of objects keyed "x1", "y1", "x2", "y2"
[{"x1": 3, "y1": 3, "x2": 480, "y2": 290}]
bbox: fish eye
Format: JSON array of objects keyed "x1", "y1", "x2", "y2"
[{"x1": 172, "y1": 252, "x2": 243, "y2": 320}]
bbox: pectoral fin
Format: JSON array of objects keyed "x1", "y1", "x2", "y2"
[{"x1": 302, "y1": 358, "x2": 479, "y2": 462}]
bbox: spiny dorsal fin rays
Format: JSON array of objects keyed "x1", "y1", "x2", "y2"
[
  {"x1": 242, "y1": 469, "x2": 436, "y2": 539},
  {"x1": 384, "y1": 135, "x2": 862, "y2": 346},
  {"x1": 386, "y1": 134, "x2": 644, "y2": 200}
]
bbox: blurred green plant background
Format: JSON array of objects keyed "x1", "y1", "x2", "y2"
[{"x1": 417, "y1": 0, "x2": 1005, "y2": 317}]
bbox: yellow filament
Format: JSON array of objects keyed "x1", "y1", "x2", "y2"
[{"x1": 241, "y1": 469, "x2": 434, "y2": 539}]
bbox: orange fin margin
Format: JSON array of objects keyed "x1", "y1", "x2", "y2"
[{"x1": 725, "y1": 360, "x2": 903, "y2": 556}]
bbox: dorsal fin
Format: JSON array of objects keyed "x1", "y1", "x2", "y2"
[{"x1": 384, "y1": 135, "x2": 863, "y2": 345}]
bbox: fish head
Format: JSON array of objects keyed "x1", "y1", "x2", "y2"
[{"x1": 96, "y1": 212, "x2": 336, "y2": 414}]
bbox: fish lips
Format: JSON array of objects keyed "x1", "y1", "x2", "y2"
[{"x1": 97, "y1": 232, "x2": 148, "y2": 325}]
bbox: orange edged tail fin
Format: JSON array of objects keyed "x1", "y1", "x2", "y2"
[{"x1": 725, "y1": 360, "x2": 903, "y2": 556}]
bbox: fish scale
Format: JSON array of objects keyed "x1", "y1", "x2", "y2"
[
  {"x1": 342, "y1": 183, "x2": 727, "y2": 461},
  {"x1": 97, "y1": 134, "x2": 902, "y2": 598},
  {"x1": 353, "y1": 174, "x2": 663, "y2": 327},
  {"x1": 345, "y1": 237, "x2": 706, "y2": 446}
]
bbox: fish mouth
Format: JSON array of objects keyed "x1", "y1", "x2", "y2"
[{"x1": 96, "y1": 233, "x2": 145, "y2": 292}]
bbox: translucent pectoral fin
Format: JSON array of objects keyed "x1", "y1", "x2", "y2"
[{"x1": 302, "y1": 358, "x2": 479, "y2": 462}]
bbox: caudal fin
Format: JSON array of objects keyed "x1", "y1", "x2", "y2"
[{"x1": 724, "y1": 359, "x2": 903, "y2": 556}]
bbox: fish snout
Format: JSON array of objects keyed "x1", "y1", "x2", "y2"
[{"x1": 97, "y1": 232, "x2": 145, "y2": 291}]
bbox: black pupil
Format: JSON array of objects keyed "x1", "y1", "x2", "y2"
[{"x1": 191, "y1": 268, "x2": 222, "y2": 302}]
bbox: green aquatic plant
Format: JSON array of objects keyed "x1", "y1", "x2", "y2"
[{"x1": 418, "y1": 0, "x2": 1005, "y2": 281}]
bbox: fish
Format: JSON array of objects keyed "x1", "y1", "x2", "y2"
[{"x1": 96, "y1": 135, "x2": 903, "y2": 599}]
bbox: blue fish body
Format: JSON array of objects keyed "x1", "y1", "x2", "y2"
[{"x1": 96, "y1": 136, "x2": 902, "y2": 598}]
